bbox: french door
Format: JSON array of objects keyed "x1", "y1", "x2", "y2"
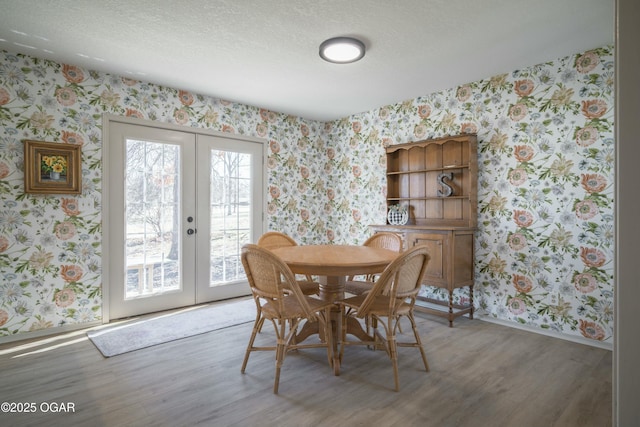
[{"x1": 107, "y1": 120, "x2": 263, "y2": 319}]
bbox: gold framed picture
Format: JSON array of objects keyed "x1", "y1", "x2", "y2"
[{"x1": 24, "y1": 140, "x2": 82, "y2": 194}]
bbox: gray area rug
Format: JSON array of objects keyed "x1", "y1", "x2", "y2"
[{"x1": 87, "y1": 298, "x2": 256, "y2": 357}]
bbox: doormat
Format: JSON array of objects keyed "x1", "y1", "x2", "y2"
[{"x1": 87, "y1": 298, "x2": 256, "y2": 357}]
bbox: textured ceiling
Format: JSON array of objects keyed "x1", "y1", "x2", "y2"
[{"x1": 0, "y1": 0, "x2": 614, "y2": 121}]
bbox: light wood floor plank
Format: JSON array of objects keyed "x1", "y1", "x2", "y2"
[{"x1": 0, "y1": 308, "x2": 611, "y2": 427}]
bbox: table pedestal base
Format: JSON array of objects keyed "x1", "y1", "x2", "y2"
[{"x1": 293, "y1": 275, "x2": 373, "y2": 375}]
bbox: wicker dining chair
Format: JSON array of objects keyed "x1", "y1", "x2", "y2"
[
  {"x1": 339, "y1": 244, "x2": 430, "y2": 391},
  {"x1": 240, "y1": 244, "x2": 334, "y2": 394},
  {"x1": 344, "y1": 232, "x2": 404, "y2": 296},
  {"x1": 257, "y1": 231, "x2": 320, "y2": 296}
]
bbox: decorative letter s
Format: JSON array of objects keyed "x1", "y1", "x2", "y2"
[{"x1": 437, "y1": 172, "x2": 454, "y2": 197}]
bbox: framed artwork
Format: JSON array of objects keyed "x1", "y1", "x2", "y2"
[{"x1": 24, "y1": 140, "x2": 82, "y2": 194}]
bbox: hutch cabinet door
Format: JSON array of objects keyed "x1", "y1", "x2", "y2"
[{"x1": 406, "y1": 231, "x2": 447, "y2": 286}]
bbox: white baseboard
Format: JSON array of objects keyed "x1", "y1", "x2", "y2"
[
  {"x1": 415, "y1": 300, "x2": 612, "y2": 351},
  {"x1": 0, "y1": 320, "x2": 102, "y2": 345},
  {"x1": 476, "y1": 314, "x2": 613, "y2": 351}
]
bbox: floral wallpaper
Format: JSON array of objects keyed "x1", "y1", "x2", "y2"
[
  {"x1": 0, "y1": 44, "x2": 614, "y2": 345},
  {"x1": 330, "y1": 46, "x2": 615, "y2": 344}
]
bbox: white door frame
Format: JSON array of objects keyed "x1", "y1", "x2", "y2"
[{"x1": 102, "y1": 114, "x2": 266, "y2": 323}]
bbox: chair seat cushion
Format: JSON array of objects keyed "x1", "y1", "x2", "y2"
[
  {"x1": 262, "y1": 295, "x2": 332, "y2": 319},
  {"x1": 295, "y1": 280, "x2": 320, "y2": 295},
  {"x1": 344, "y1": 280, "x2": 373, "y2": 296},
  {"x1": 341, "y1": 294, "x2": 410, "y2": 317}
]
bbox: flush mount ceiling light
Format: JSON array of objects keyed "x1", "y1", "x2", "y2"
[{"x1": 319, "y1": 37, "x2": 365, "y2": 64}]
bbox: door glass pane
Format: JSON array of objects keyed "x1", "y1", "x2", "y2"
[
  {"x1": 125, "y1": 139, "x2": 181, "y2": 299},
  {"x1": 210, "y1": 150, "x2": 251, "y2": 285}
]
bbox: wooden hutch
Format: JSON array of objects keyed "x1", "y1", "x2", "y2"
[{"x1": 370, "y1": 134, "x2": 477, "y2": 326}]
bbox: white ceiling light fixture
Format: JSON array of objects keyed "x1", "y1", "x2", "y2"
[{"x1": 319, "y1": 37, "x2": 365, "y2": 64}]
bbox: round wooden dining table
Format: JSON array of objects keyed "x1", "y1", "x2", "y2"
[{"x1": 271, "y1": 244, "x2": 398, "y2": 374}]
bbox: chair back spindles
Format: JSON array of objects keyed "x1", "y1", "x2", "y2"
[
  {"x1": 256, "y1": 232, "x2": 320, "y2": 295},
  {"x1": 340, "y1": 245, "x2": 431, "y2": 391},
  {"x1": 240, "y1": 244, "x2": 334, "y2": 393}
]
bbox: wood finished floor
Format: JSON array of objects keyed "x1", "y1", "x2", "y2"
[{"x1": 0, "y1": 305, "x2": 612, "y2": 427}]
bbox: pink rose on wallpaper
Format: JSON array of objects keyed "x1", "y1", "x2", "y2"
[
  {"x1": 121, "y1": 77, "x2": 138, "y2": 86},
  {"x1": 125, "y1": 108, "x2": 144, "y2": 119},
  {"x1": 300, "y1": 209, "x2": 310, "y2": 221},
  {"x1": 255, "y1": 123, "x2": 267, "y2": 137},
  {"x1": 61, "y1": 198, "x2": 80, "y2": 216},
  {"x1": 221, "y1": 124, "x2": 235, "y2": 133},
  {"x1": 62, "y1": 64, "x2": 85, "y2": 83},
  {"x1": 513, "y1": 210, "x2": 534, "y2": 228},
  {"x1": 418, "y1": 104, "x2": 432, "y2": 118},
  {"x1": 324, "y1": 162, "x2": 333, "y2": 174},
  {"x1": 414, "y1": 124, "x2": 427, "y2": 139},
  {"x1": 508, "y1": 168, "x2": 528, "y2": 186},
  {"x1": 55, "y1": 288, "x2": 76, "y2": 308},
  {"x1": 512, "y1": 274, "x2": 533, "y2": 293},
  {"x1": 173, "y1": 108, "x2": 189, "y2": 125},
  {"x1": 580, "y1": 247, "x2": 606, "y2": 268},
  {"x1": 0, "y1": 235, "x2": 9, "y2": 252},
  {"x1": 509, "y1": 103, "x2": 528, "y2": 121},
  {"x1": 269, "y1": 140, "x2": 280, "y2": 154},
  {"x1": 326, "y1": 147, "x2": 335, "y2": 160},
  {"x1": 352, "y1": 210, "x2": 361, "y2": 222},
  {"x1": 352, "y1": 165, "x2": 362, "y2": 178},
  {"x1": 513, "y1": 145, "x2": 534, "y2": 162},
  {"x1": 352, "y1": 121, "x2": 362, "y2": 133},
  {"x1": 269, "y1": 186, "x2": 280, "y2": 199},
  {"x1": 0, "y1": 161, "x2": 10, "y2": 179},
  {"x1": 508, "y1": 297, "x2": 526, "y2": 315},
  {"x1": 300, "y1": 124, "x2": 309, "y2": 137},
  {"x1": 266, "y1": 156, "x2": 277, "y2": 170},
  {"x1": 326, "y1": 188, "x2": 335, "y2": 200},
  {"x1": 514, "y1": 79, "x2": 535, "y2": 97},
  {"x1": 456, "y1": 86, "x2": 471, "y2": 102},
  {"x1": 55, "y1": 221, "x2": 77, "y2": 240},
  {"x1": 178, "y1": 90, "x2": 194, "y2": 106},
  {"x1": 581, "y1": 99, "x2": 608, "y2": 119},
  {"x1": 266, "y1": 202, "x2": 277, "y2": 215},
  {"x1": 575, "y1": 126, "x2": 599, "y2": 147},
  {"x1": 0, "y1": 87, "x2": 11, "y2": 105},
  {"x1": 576, "y1": 51, "x2": 599, "y2": 74},
  {"x1": 508, "y1": 233, "x2": 527, "y2": 251},
  {"x1": 326, "y1": 230, "x2": 335, "y2": 241},
  {"x1": 0, "y1": 309, "x2": 8, "y2": 327},
  {"x1": 300, "y1": 166, "x2": 310, "y2": 179},
  {"x1": 61, "y1": 130, "x2": 84, "y2": 146},
  {"x1": 579, "y1": 319, "x2": 605, "y2": 341},
  {"x1": 460, "y1": 122, "x2": 477, "y2": 134},
  {"x1": 581, "y1": 173, "x2": 607, "y2": 193},
  {"x1": 574, "y1": 272, "x2": 597, "y2": 293},
  {"x1": 60, "y1": 265, "x2": 84, "y2": 283},
  {"x1": 575, "y1": 199, "x2": 598, "y2": 220},
  {"x1": 259, "y1": 109, "x2": 277, "y2": 123}
]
